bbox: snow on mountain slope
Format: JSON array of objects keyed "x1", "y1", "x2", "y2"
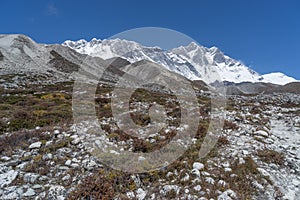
[
  {"x1": 259, "y1": 72, "x2": 297, "y2": 85},
  {"x1": 171, "y1": 42, "x2": 260, "y2": 83},
  {"x1": 63, "y1": 38, "x2": 297, "y2": 85},
  {"x1": 63, "y1": 38, "x2": 201, "y2": 80}
]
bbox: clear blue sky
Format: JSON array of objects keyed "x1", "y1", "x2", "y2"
[{"x1": 1, "y1": 0, "x2": 299, "y2": 79}]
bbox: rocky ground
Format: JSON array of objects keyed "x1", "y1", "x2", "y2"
[{"x1": 0, "y1": 81, "x2": 299, "y2": 199}]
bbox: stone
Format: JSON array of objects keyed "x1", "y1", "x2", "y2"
[
  {"x1": 29, "y1": 141, "x2": 42, "y2": 149},
  {"x1": 193, "y1": 185, "x2": 202, "y2": 191},
  {"x1": 23, "y1": 188, "x2": 35, "y2": 197},
  {"x1": 0, "y1": 186, "x2": 23, "y2": 199},
  {"x1": 62, "y1": 174, "x2": 71, "y2": 181},
  {"x1": 191, "y1": 169, "x2": 200, "y2": 177},
  {"x1": 205, "y1": 177, "x2": 215, "y2": 185},
  {"x1": 65, "y1": 160, "x2": 72, "y2": 166},
  {"x1": 224, "y1": 167, "x2": 232, "y2": 172},
  {"x1": 193, "y1": 162, "x2": 204, "y2": 170},
  {"x1": 71, "y1": 163, "x2": 80, "y2": 168},
  {"x1": 218, "y1": 180, "x2": 226, "y2": 187},
  {"x1": 218, "y1": 189, "x2": 237, "y2": 200},
  {"x1": 138, "y1": 156, "x2": 146, "y2": 161},
  {"x1": 48, "y1": 185, "x2": 66, "y2": 199},
  {"x1": 136, "y1": 188, "x2": 147, "y2": 200},
  {"x1": 160, "y1": 185, "x2": 180, "y2": 196},
  {"x1": 32, "y1": 184, "x2": 43, "y2": 189},
  {"x1": 0, "y1": 170, "x2": 18, "y2": 187},
  {"x1": 254, "y1": 130, "x2": 269, "y2": 138},
  {"x1": 1, "y1": 156, "x2": 11, "y2": 161},
  {"x1": 292, "y1": 179, "x2": 300, "y2": 187},
  {"x1": 16, "y1": 162, "x2": 28, "y2": 170},
  {"x1": 127, "y1": 191, "x2": 135, "y2": 198},
  {"x1": 23, "y1": 173, "x2": 39, "y2": 183},
  {"x1": 83, "y1": 159, "x2": 98, "y2": 171},
  {"x1": 181, "y1": 173, "x2": 190, "y2": 182},
  {"x1": 71, "y1": 138, "x2": 81, "y2": 145},
  {"x1": 42, "y1": 153, "x2": 53, "y2": 160}
]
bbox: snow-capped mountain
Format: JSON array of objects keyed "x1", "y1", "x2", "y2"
[
  {"x1": 64, "y1": 38, "x2": 297, "y2": 85},
  {"x1": 63, "y1": 39, "x2": 201, "y2": 80},
  {"x1": 260, "y1": 72, "x2": 297, "y2": 85}
]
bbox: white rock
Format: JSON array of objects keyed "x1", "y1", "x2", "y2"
[
  {"x1": 45, "y1": 141, "x2": 52, "y2": 147},
  {"x1": 71, "y1": 163, "x2": 79, "y2": 168},
  {"x1": 16, "y1": 162, "x2": 27, "y2": 170},
  {"x1": 54, "y1": 130, "x2": 60, "y2": 135},
  {"x1": 242, "y1": 150, "x2": 249, "y2": 155},
  {"x1": 292, "y1": 179, "x2": 300, "y2": 187},
  {"x1": 257, "y1": 168, "x2": 270, "y2": 177},
  {"x1": 42, "y1": 153, "x2": 53, "y2": 160},
  {"x1": 1, "y1": 156, "x2": 11, "y2": 161},
  {"x1": 138, "y1": 156, "x2": 146, "y2": 161},
  {"x1": 71, "y1": 138, "x2": 81, "y2": 145},
  {"x1": 149, "y1": 193, "x2": 156, "y2": 199},
  {"x1": 0, "y1": 186, "x2": 23, "y2": 199},
  {"x1": 218, "y1": 180, "x2": 226, "y2": 187},
  {"x1": 166, "y1": 172, "x2": 173, "y2": 178},
  {"x1": 201, "y1": 171, "x2": 210, "y2": 176},
  {"x1": 224, "y1": 168, "x2": 232, "y2": 172},
  {"x1": 23, "y1": 188, "x2": 35, "y2": 197},
  {"x1": 0, "y1": 170, "x2": 18, "y2": 187},
  {"x1": 127, "y1": 191, "x2": 135, "y2": 198},
  {"x1": 222, "y1": 162, "x2": 230, "y2": 168},
  {"x1": 205, "y1": 177, "x2": 215, "y2": 185},
  {"x1": 65, "y1": 160, "x2": 72, "y2": 166},
  {"x1": 62, "y1": 174, "x2": 71, "y2": 181},
  {"x1": 71, "y1": 158, "x2": 80, "y2": 163},
  {"x1": 160, "y1": 185, "x2": 180, "y2": 196},
  {"x1": 239, "y1": 157, "x2": 245, "y2": 164},
  {"x1": 218, "y1": 189, "x2": 237, "y2": 200},
  {"x1": 110, "y1": 150, "x2": 120, "y2": 155},
  {"x1": 254, "y1": 130, "x2": 269, "y2": 138},
  {"x1": 181, "y1": 173, "x2": 190, "y2": 182},
  {"x1": 136, "y1": 188, "x2": 147, "y2": 200},
  {"x1": 32, "y1": 184, "x2": 43, "y2": 189},
  {"x1": 23, "y1": 173, "x2": 39, "y2": 183},
  {"x1": 194, "y1": 185, "x2": 202, "y2": 191},
  {"x1": 191, "y1": 168, "x2": 200, "y2": 177},
  {"x1": 193, "y1": 162, "x2": 204, "y2": 170},
  {"x1": 83, "y1": 159, "x2": 98, "y2": 171},
  {"x1": 48, "y1": 185, "x2": 66, "y2": 199},
  {"x1": 29, "y1": 141, "x2": 42, "y2": 149}
]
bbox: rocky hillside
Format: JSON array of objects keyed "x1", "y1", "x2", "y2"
[{"x1": 0, "y1": 34, "x2": 299, "y2": 199}]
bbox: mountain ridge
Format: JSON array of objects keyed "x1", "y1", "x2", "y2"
[{"x1": 63, "y1": 38, "x2": 298, "y2": 85}]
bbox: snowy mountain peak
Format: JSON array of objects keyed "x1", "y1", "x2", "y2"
[
  {"x1": 62, "y1": 38, "x2": 298, "y2": 85},
  {"x1": 259, "y1": 72, "x2": 297, "y2": 85}
]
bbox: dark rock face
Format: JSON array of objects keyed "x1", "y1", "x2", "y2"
[
  {"x1": 49, "y1": 50, "x2": 79, "y2": 73},
  {"x1": 0, "y1": 50, "x2": 3, "y2": 61}
]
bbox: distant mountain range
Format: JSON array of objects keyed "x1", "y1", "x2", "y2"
[
  {"x1": 0, "y1": 34, "x2": 299, "y2": 95},
  {"x1": 63, "y1": 38, "x2": 297, "y2": 85}
]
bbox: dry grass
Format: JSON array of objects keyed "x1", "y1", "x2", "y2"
[
  {"x1": 0, "y1": 128, "x2": 52, "y2": 154},
  {"x1": 256, "y1": 149, "x2": 285, "y2": 165}
]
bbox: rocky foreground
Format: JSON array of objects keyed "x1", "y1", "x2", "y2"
[{"x1": 0, "y1": 82, "x2": 299, "y2": 199}]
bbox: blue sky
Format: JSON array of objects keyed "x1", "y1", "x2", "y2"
[{"x1": 1, "y1": 0, "x2": 299, "y2": 79}]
